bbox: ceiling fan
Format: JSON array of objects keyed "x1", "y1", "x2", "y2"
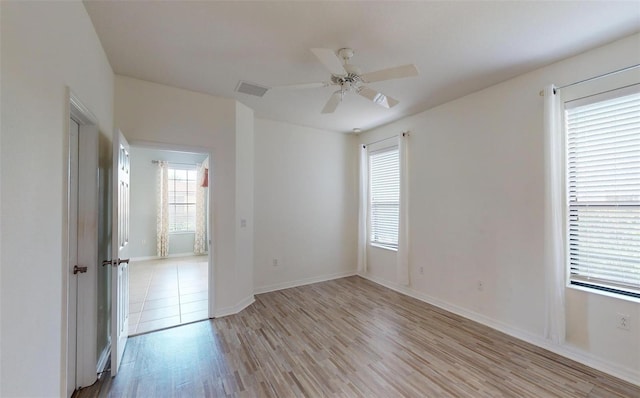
[{"x1": 274, "y1": 48, "x2": 419, "y2": 114}]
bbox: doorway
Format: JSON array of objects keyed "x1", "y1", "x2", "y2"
[{"x1": 127, "y1": 146, "x2": 211, "y2": 335}]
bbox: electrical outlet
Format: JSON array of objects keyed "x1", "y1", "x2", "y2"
[
  {"x1": 477, "y1": 281, "x2": 484, "y2": 291},
  {"x1": 617, "y1": 313, "x2": 630, "y2": 331},
  {"x1": 272, "y1": 258, "x2": 279, "y2": 267},
  {"x1": 419, "y1": 266, "x2": 424, "y2": 275}
]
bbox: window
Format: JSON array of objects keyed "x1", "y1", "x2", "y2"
[
  {"x1": 565, "y1": 87, "x2": 640, "y2": 299},
  {"x1": 369, "y1": 146, "x2": 399, "y2": 250},
  {"x1": 168, "y1": 167, "x2": 197, "y2": 233}
]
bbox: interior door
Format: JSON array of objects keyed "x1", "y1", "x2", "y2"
[
  {"x1": 67, "y1": 117, "x2": 80, "y2": 397},
  {"x1": 67, "y1": 94, "x2": 101, "y2": 395},
  {"x1": 111, "y1": 129, "x2": 130, "y2": 376}
]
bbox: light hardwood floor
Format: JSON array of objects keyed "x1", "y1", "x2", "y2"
[{"x1": 76, "y1": 276, "x2": 639, "y2": 397}]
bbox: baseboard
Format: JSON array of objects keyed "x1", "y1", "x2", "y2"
[
  {"x1": 130, "y1": 252, "x2": 208, "y2": 262},
  {"x1": 254, "y1": 270, "x2": 357, "y2": 295},
  {"x1": 214, "y1": 295, "x2": 255, "y2": 318},
  {"x1": 358, "y1": 272, "x2": 640, "y2": 387},
  {"x1": 96, "y1": 344, "x2": 110, "y2": 375},
  {"x1": 212, "y1": 271, "x2": 358, "y2": 317}
]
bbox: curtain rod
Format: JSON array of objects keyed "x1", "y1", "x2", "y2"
[
  {"x1": 362, "y1": 131, "x2": 410, "y2": 148},
  {"x1": 151, "y1": 160, "x2": 198, "y2": 166},
  {"x1": 539, "y1": 64, "x2": 640, "y2": 96}
]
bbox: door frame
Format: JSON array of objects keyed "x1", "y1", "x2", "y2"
[
  {"x1": 65, "y1": 90, "x2": 100, "y2": 396},
  {"x1": 128, "y1": 140, "x2": 215, "y2": 318}
]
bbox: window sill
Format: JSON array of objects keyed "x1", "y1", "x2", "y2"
[
  {"x1": 169, "y1": 231, "x2": 196, "y2": 235},
  {"x1": 370, "y1": 243, "x2": 398, "y2": 252},
  {"x1": 567, "y1": 283, "x2": 640, "y2": 304}
]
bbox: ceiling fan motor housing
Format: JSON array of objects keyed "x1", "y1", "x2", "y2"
[{"x1": 331, "y1": 73, "x2": 362, "y2": 91}]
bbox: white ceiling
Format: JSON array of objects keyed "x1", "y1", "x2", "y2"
[{"x1": 84, "y1": 1, "x2": 640, "y2": 133}]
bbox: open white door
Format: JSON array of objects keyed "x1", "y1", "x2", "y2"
[{"x1": 111, "y1": 129, "x2": 130, "y2": 376}]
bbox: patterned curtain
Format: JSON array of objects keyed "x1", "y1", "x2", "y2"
[
  {"x1": 194, "y1": 160, "x2": 208, "y2": 254},
  {"x1": 156, "y1": 161, "x2": 169, "y2": 257}
]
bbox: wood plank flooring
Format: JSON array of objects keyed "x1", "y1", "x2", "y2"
[{"x1": 76, "y1": 276, "x2": 640, "y2": 397}]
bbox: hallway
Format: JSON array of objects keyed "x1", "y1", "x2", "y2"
[{"x1": 128, "y1": 256, "x2": 209, "y2": 335}]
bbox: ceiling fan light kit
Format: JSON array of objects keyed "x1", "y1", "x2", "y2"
[{"x1": 272, "y1": 47, "x2": 419, "y2": 114}]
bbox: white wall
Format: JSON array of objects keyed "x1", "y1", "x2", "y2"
[
  {"x1": 0, "y1": 1, "x2": 114, "y2": 396},
  {"x1": 114, "y1": 76, "x2": 254, "y2": 314},
  {"x1": 235, "y1": 103, "x2": 255, "y2": 300},
  {"x1": 129, "y1": 147, "x2": 208, "y2": 258},
  {"x1": 359, "y1": 33, "x2": 640, "y2": 384},
  {"x1": 253, "y1": 118, "x2": 358, "y2": 293}
]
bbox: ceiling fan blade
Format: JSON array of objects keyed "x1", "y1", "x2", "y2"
[
  {"x1": 311, "y1": 48, "x2": 346, "y2": 76},
  {"x1": 272, "y1": 82, "x2": 330, "y2": 90},
  {"x1": 360, "y1": 64, "x2": 418, "y2": 83},
  {"x1": 358, "y1": 86, "x2": 399, "y2": 109},
  {"x1": 322, "y1": 91, "x2": 342, "y2": 114}
]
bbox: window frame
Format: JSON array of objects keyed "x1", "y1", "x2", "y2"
[
  {"x1": 368, "y1": 144, "x2": 400, "y2": 251},
  {"x1": 167, "y1": 165, "x2": 198, "y2": 234},
  {"x1": 562, "y1": 80, "x2": 640, "y2": 301}
]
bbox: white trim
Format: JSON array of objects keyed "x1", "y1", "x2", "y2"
[
  {"x1": 128, "y1": 139, "x2": 210, "y2": 156},
  {"x1": 69, "y1": 93, "x2": 98, "y2": 126},
  {"x1": 254, "y1": 270, "x2": 357, "y2": 295},
  {"x1": 358, "y1": 272, "x2": 640, "y2": 387},
  {"x1": 214, "y1": 295, "x2": 255, "y2": 318},
  {"x1": 130, "y1": 252, "x2": 208, "y2": 262}
]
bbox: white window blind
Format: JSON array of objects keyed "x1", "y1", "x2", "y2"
[
  {"x1": 565, "y1": 89, "x2": 640, "y2": 299},
  {"x1": 369, "y1": 146, "x2": 399, "y2": 249}
]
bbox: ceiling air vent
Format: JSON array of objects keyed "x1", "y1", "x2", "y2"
[{"x1": 235, "y1": 81, "x2": 269, "y2": 97}]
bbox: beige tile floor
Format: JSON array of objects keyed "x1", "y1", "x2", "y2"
[{"x1": 128, "y1": 256, "x2": 209, "y2": 336}]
